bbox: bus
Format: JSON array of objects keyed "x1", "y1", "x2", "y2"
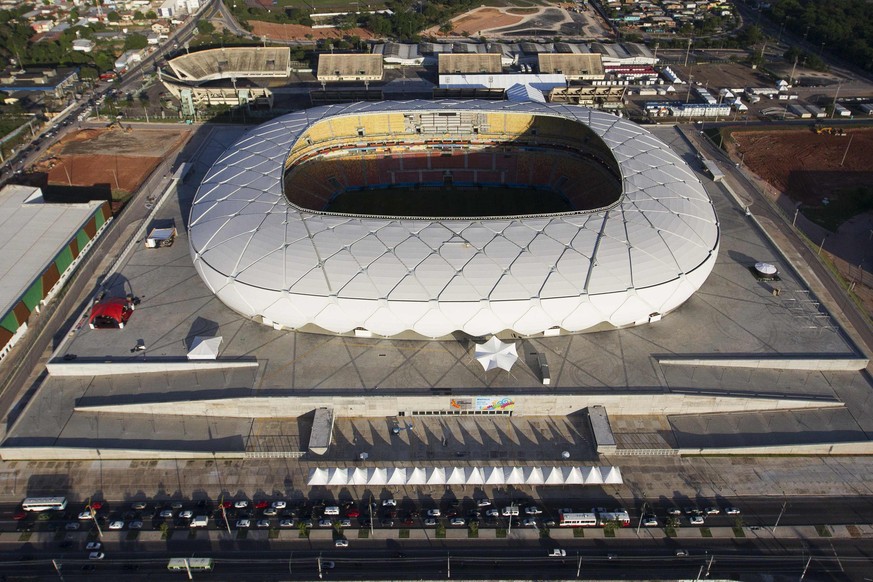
[
  {"x1": 596, "y1": 509, "x2": 631, "y2": 527},
  {"x1": 21, "y1": 497, "x2": 67, "y2": 512},
  {"x1": 167, "y1": 558, "x2": 214, "y2": 571},
  {"x1": 558, "y1": 511, "x2": 598, "y2": 527}
]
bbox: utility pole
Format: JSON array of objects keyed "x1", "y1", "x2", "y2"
[
  {"x1": 576, "y1": 553, "x2": 582, "y2": 578},
  {"x1": 51, "y1": 559, "x2": 65, "y2": 582},
  {"x1": 318, "y1": 553, "x2": 323, "y2": 579},
  {"x1": 840, "y1": 133, "x2": 854, "y2": 167},
  {"x1": 636, "y1": 502, "x2": 647, "y2": 534},
  {"x1": 705, "y1": 554, "x2": 714, "y2": 577},
  {"x1": 447, "y1": 552, "x2": 451, "y2": 579},
  {"x1": 799, "y1": 555, "x2": 812, "y2": 580},
  {"x1": 684, "y1": 37, "x2": 692, "y2": 67},
  {"x1": 789, "y1": 55, "x2": 798, "y2": 86},
  {"x1": 830, "y1": 81, "x2": 842, "y2": 118},
  {"x1": 773, "y1": 501, "x2": 788, "y2": 534}
]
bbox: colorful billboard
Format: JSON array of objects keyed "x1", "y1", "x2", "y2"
[{"x1": 450, "y1": 397, "x2": 515, "y2": 412}]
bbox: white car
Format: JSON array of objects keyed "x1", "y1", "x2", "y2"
[
  {"x1": 522, "y1": 517, "x2": 538, "y2": 527},
  {"x1": 524, "y1": 506, "x2": 543, "y2": 515},
  {"x1": 279, "y1": 519, "x2": 295, "y2": 528},
  {"x1": 335, "y1": 539, "x2": 349, "y2": 547},
  {"x1": 236, "y1": 519, "x2": 251, "y2": 528},
  {"x1": 78, "y1": 511, "x2": 94, "y2": 520},
  {"x1": 449, "y1": 517, "x2": 465, "y2": 526},
  {"x1": 234, "y1": 500, "x2": 249, "y2": 509},
  {"x1": 667, "y1": 507, "x2": 682, "y2": 516},
  {"x1": 256, "y1": 519, "x2": 270, "y2": 528},
  {"x1": 724, "y1": 507, "x2": 741, "y2": 515},
  {"x1": 485, "y1": 509, "x2": 500, "y2": 517},
  {"x1": 689, "y1": 516, "x2": 705, "y2": 526},
  {"x1": 85, "y1": 542, "x2": 102, "y2": 551},
  {"x1": 129, "y1": 520, "x2": 143, "y2": 530},
  {"x1": 382, "y1": 499, "x2": 396, "y2": 507},
  {"x1": 549, "y1": 549, "x2": 566, "y2": 557},
  {"x1": 339, "y1": 519, "x2": 352, "y2": 527},
  {"x1": 179, "y1": 510, "x2": 194, "y2": 519},
  {"x1": 108, "y1": 521, "x2": 124, "y2": 530},
  {"x1": 476, "y1": 498, "x2": 491, "y2": 507},
  {"x1": 642, "y1": 516, "x2": 658, "y2": 527},
  {"x1": 159, "y1": 510, "x2": 174, "y2": 518},
  {"x1": 426, "y1": 509, "x2": 441, "y2": 517},
  {"x1": 318, "y1": 519, "x2": 333, "y2": 528},
  {"x1": 423, "y1": 518, "x2": 437, "y2": 526},
  {"x1": 88, "y1": 552, "x2": 104, "y2": 560},
  {"x1": 272, "y1": 500, "x2": 287, "y2": 509},
  {"x1": 704, "y1": 507, "x2": 720, "y2": 515}
]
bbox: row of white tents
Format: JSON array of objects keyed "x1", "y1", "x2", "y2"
[{"x1": 308, "y1": 466, "x2": 622, "y2": 487}]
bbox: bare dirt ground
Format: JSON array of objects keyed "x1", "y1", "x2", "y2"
[
  {"x1": 33, "y1": 127, "x2": 191, "y2": 198},
  {"x1": 728, "y1": 127, "x2": 873, "y2": 319},
  {"x1": 423, "y1": 7, "x2": 524, "y2": 36},
  {"x1": 250, "y1": 21, "x2": 374, "y2": 41}
]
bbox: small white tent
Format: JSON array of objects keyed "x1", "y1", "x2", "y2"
[
  {"x1": 187, "y1": 336, "x2": 222, "y2": 360},
  {"x1": 474, "y1": 337, "x2": 519, "y2": 372}
]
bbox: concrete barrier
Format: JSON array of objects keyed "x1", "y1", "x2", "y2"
[
  {"x1": 657, "y1": 356, "x2": 869, "y2": 371},
  {"x1": 46, "y1": 358, "x2": 258, "y2": 377}
]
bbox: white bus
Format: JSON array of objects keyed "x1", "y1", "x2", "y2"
[
  {"x1": 558, "y1": 511, "x2": 598, "y2": 527},
  {"x1": 596, "y1": 510, "x2": 631, "y2": 527},
  {"x1": 21, "y1": 497, "x2": 67, "y2": 512},
  {"x1": 167, "y1": 558, "x2": 214, "y2": 571}
]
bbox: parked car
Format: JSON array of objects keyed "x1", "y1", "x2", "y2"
[
  {"x1": 236, "y1": 519, "x2": 251, "y2": 528},
  {"x1": 380, "y1": 519, "x2": 394, "y2": 527},
  {"x1": 129, "y1": 520, "x2": 143, "y2": 530},
  {"x1": 254, "y1": 501, "x2": 269, "y2": 509},
  {"x1": 339, "y1": 519, "x2": 352, "y2": 527},
  {"x1": 689, "y1": 516, "x2": 705, "y2": 526},
  {"x1": 12, "y1": 510, "x2": 26, "y2": 521},
  {"x1": 272, "y1": 501, "x2": 287, "y2": 509},
  {"x1": 667, "y1": 507, "x2": 682, "y2": 516},
  {"x1": 476, "y1": 498, "x2": 491, "y2": 507},
  {"x1": 346, "y1": 509, "x2": 360, "y2": 518},
  {"x1": 524, "y1": 506, "x2": 542, "y2": 515},
  {"x1": 159, "y1": 510, "x2": 174, "y2": 518},
  {"x1": 549, "y1": 549, "x2": 566, "y2": 557},
  {"x1": 423, "y1": 518, "x2": 437, "y2": 526},
  {"x1": 130, "y1": 502, "x2": 147, "y2": 510},
  {"x1": 675, "y1": 549, "x2": 689, "y2": 557},
  {"x1": 450, "y1": 517, "x2": 466, "y2": 526},
  {"x1": 427, "y1": 509, "x2": 441, "y2": 517},
  {"x1": 642, "y1": 515, "x2": 658, "y2": 527},
  {"x1": 108, "y1": 521, "x2": 124, "y2": 530},
  {"x1": 88, "y1": 552, "x2": 104, "y2": 561},
  {"x1": 382, "y1": 499, "x2": 396, "y2": 507},
  {"x1": 256, "y1": 519, "x2": 270, "y2": 528},
  {"x1": 335, "y1": 539, "x2": 349, "y2": 548},
  {"x1": 170, "y1": 502, "x2": 184, "y2": 509},
  {"x1": 522, "y1": 517, "x2": 539, "y2": 527},
  {"x1": 85, "y1": 542, "x2": 102, "y2": 551},
  {"x1": 485, "y1": 508, "x2": 500, "y2": 517},
  {"x1": 319, "y1": 519, "x2": 333, "y2": 528},
  {"x1": 704, "y1": 507, "x2": 720, "y2": 515},
  {"x1": 279, "y1": 519, "x2": 295, "y2": 528},
  {"x1": 78, "y1": 511, "x2": 94, "y2": 520},
  {"x1": 179, "y1": 510, "x2": 193, "y2": 519},
  {"x1": 724, "y1": 507, "x2": 741, "y2": 515},
  {"x1": 263, "y1": 508, "x2": 278, "y2": 516}
]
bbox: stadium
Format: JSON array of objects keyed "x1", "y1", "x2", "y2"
[{"x1": 189, "y1": 100, "x2": 719, "y2": 339}]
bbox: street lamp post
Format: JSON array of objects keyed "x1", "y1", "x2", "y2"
[
  {"x1": 772, "y1": 500, "x2": 788, "y2": 534},
  {"x1": 636, "y1": 502, "x2": 647, "y2": 534}
]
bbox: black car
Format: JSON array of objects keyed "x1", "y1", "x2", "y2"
[{"x1": 380, "y1": 519, "x2": 394, "y2": 527}]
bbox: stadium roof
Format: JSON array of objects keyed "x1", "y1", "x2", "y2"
[
  {"x1": 316, "y1": 54, "x2": 383, "y2": 81},
  {"x1": 438, "y1": 53, "x2": 503, "y2": 74},
  {"x1": 0, "y1": 185, "x2": 104, "y2": 324},
  {"x1": 166, "y1": 47, "x2": 291, "y2": 83},
  {"x1": 189, "y1": 100, "x2": 719, "y2": 338}
]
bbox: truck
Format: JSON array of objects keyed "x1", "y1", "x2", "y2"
[{"x1": 99, "y1": 71, "x2": 117, "y2": 81}]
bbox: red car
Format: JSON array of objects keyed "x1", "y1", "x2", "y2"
[
  {"x1": 346, "y1": 509, "x2": 360, "y2": 518},
  {"x1": 254, "y1": 500, "x2": 269, "y2": 509},
  {"x1": 89, "y1": 297, "x2": 135, "y2": 329},
  {"x1": 90, "y1": 502, "x2": 103, "y2": 510},
  {"x1": 12, "y1": 510, "x2": 26, "y2": 520},
  {"x1": 221, "y1": 501, "x2": 233, "y2": 509}
]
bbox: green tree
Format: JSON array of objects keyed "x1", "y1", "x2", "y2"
[
  {"x1": 146, "y1": 10, "x2": 157, "y2": 19},
  {"x1": 124, "y1": 33, "x2": 148, "y2": 50},
  {"x1": 107, "y1": 11, "x2": 120, "y2": 22},
  {"x1": 133, "y1": 10, "x2": 145, "y2": 20},
  {"x1": 197, "y1": 20, "x2": 215, "y2": 35}
]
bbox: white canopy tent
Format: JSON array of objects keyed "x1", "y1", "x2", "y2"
[
  {"x1": 308, "y1": 466, "x2": 622, "y2": 487},
  {"x1": 474, "y1": 337, "x2": 519, "y2": 372},
  {"x1": 187, "y1": 336, "x2": 222, "y2": 360}
]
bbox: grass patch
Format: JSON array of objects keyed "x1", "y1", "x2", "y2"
[
  {"x1": 664, "y1": 525, "x2": 677, "y2": 538},
  {"x1": 603, "y1": 528, "x2": 615, "y2": 537},
  {"x1": 573, "y1": 528, "x2": 585, "y2": 538},
  {"x1": 815, "y1": 524, "x2": 832, "y2": 537},
  {"x1": 468, "y1": 522, "x2": 479, "y2": 538},
  {"x1": 125, "y1": 530, "x2": 139, "y2": 541},
  {"x1": 358, "y1": 528, "x2": 369, "y2": 539},
  {"x1": 539, "y1": 526, "x2": 550, "y2": 539},
  {"x1": 700, "y1": 527, "x2": 712, "y2": 537},
  {"x1": 435, "y1": 523, "x2": 446, "y2": 539},
  {"x1": 18, "y1": 532, "x2": 31, "y2": 542},
  {"x1": 801, "y1": 186, "x2": 873, "y2": 232},
  {"x1": 399, "y1": 528, "x2": 410, "y2": 538},
  {"x1": 268, "y1": 528, "x2": 279, "y2": 539},
  {"x1": 496, "y1": 528, "x2": 507, "y2": 538},
  {"x1": 732, "y1": 526, "x2": 746, "y2": 538}
]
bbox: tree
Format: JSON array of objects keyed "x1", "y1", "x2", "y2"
[
  {"x1": 145, "y1": 10, "x2": 157, "y2": 19},
  {"x1": 197, "y1": 20, "x2": 215, "y2": 35},
  {"x1": 107, "y1": 11, "x2": 120, "y2": 22},
  {"x1": 124, "y1": 33, "x2": 148, "y2": 50},
  {"x1": 133, "y1": 10, "x2": 144, "y2": 20}
]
